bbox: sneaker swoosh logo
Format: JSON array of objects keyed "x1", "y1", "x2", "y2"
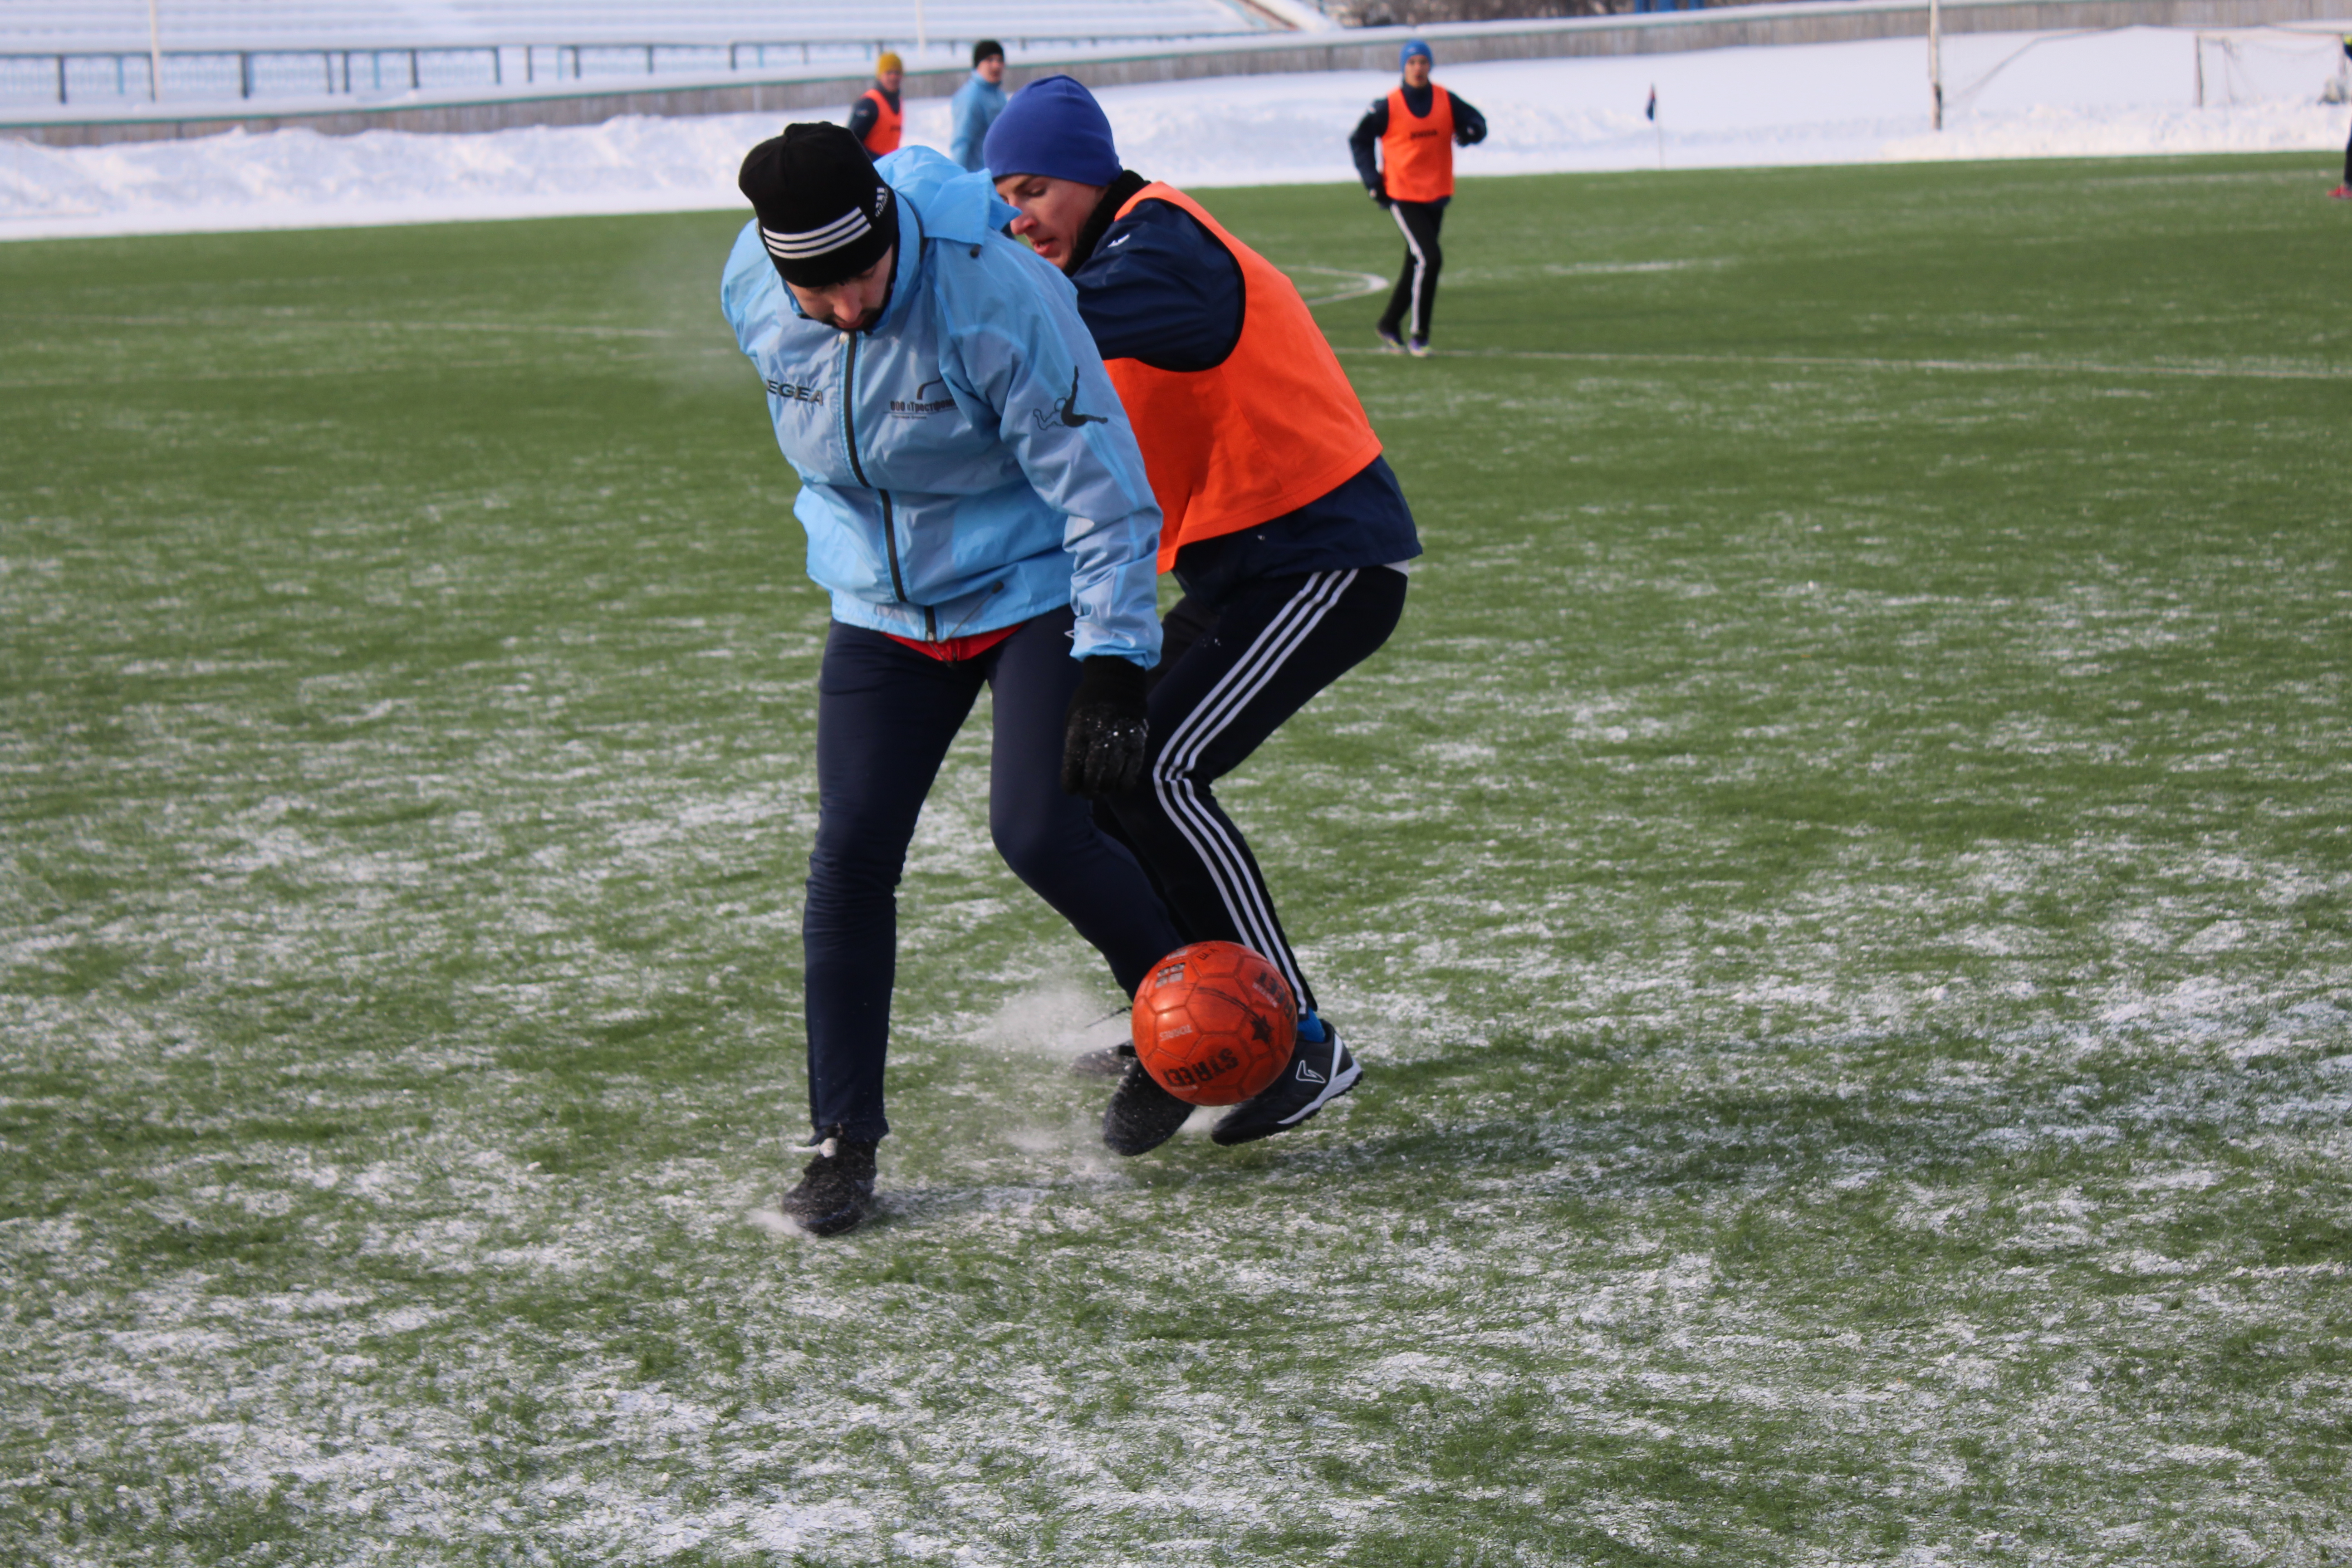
[{"x1": 1296, "y1": 1063, "x2": 1326, "y2": 1083}]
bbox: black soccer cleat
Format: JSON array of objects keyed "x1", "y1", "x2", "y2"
[
  {"x1": 1102, "y1": 1058, "x2": 1194, "y2": 1156},
  {"x1": 779, "y1": 1128, "x2": 877, "y2": 1237},
  {"x1": 1070, "y1": 1039, "x2": 1136, "y2": 1078},
  {"x1": 1211, "y1": 1023, "x2": 1362, "y2": 1146}
]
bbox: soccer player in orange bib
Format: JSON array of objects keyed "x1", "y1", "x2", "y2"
[
  {"x1": 848, "y1": 52, "x2": 904, "y2": 157},
  {"x1": 1349, "y1": 39, "x2": 1488, "y2": 357},
  {"x1": 988, "y1": 77, "x2": 1423, "y2": 1158}
]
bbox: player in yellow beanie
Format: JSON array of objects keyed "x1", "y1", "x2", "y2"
[{"x1": 851, "y1": 53, "x2": 905, "y2": 156}]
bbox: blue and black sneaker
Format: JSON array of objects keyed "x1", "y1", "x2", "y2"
[
  {"x1": 1376, "y1": 325, "x2": 1406, "y2": 353},
  {"x1": 1211, "y1": 1016, "x2": 1362, "y2": 1146}
]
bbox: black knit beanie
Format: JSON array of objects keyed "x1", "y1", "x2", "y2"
[{"x1": 738, "y1": 124, "x2": 897, "y2": 289}]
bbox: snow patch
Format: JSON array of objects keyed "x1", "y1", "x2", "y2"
[{"x1": 4, "y1": 27, "x2": 2349, "y2": 241}]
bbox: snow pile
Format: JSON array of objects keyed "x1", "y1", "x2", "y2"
[{"x1": 2, "y1": 25, "x2": 2346, "y2": 241}]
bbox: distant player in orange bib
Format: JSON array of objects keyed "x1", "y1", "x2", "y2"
[
  {"x1": 848, "y1": 52, "x2": 904, "y2": 156},
  {"x1": 988, "y1": 76, "x2": 1423, "y2": 1159},
  {"x1": 1349, "y1": 39, "x2": 1488, "y2": 357}
]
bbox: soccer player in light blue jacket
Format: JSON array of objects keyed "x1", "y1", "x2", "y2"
[
  {"x1": 948, "y1": 40, "x2": 1009, "y2": 172},
  {"x1": 719, "y1": 127, "x2": 1181, "y2": 1237}
]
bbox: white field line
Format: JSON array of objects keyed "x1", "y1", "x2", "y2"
[
  {"x1": 11, "y1": 268, "x2": 1391, "y2": 337},
  {"x1": 0, "y1": 355, "x2": 667, "y2": 390},
  {"x1": 1284, "y1": 265, "x2": 1390, "y2": 307},
  {"x1": 7, "y1": 312, "x2": 671, "y2": 338},
  {"x1": 10, "y1": 298, "x2": 2342, "y2": 385},
  {"x1": 1333, "y1": 344, "x2": 2352, "y2": 382}
]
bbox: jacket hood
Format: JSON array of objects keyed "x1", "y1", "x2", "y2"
[{"x1": 877, "y1": 145, "x2": 1017, "y2": 247}]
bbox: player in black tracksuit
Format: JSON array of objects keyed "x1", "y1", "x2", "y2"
[
  {"x1": 1349, "y1": 42, "x2": 1488, "y2": 353},
  {"x1": 1068, "y1": 187, "x2": 1421, "y2": 1152},
  {"x1": 986, "y1": 76, "x2": 1422, "y2": 1156}
]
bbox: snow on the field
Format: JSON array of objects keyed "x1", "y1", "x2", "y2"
[{"x1": 0, "y1": 24, "x2": 2347, "y2": 240}]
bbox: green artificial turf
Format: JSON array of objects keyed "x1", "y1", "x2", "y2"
[{"x1": 1, "y1": 153, "x2": 2347, "y2": 1566}]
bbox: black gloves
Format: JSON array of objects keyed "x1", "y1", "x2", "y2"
[
  {"x1": 1061, "y1": 655, "x2": 1150, "y2": 799},
  {"x1": 1368, "y1": 181, "x2": 1392, "y2": 208}
]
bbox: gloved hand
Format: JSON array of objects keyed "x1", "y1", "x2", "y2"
[
  {"x1": 1060, "y1": 655, "x2": 1150, "y2": 799},
  {"x1": 1368, "y1": 181, "x2": 1392, "y2": 208}
]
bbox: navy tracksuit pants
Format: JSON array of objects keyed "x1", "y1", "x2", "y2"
[
  {"x1": 803, "y1": 608, "x2": 1181, "y2": 1142},
  {"x1": 1102, "y1": 567, "x2": 1409, "y2": 1019},
  {"x1": 1377, "y1": 199, "x2": 1447, "y2": 343}
]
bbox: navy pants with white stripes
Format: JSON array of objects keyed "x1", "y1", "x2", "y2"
[
  {"x1": 1378, "y1": 198, "x2": 1447, "y2": 344},
  {"x1": 1103, "y1": 568, "x2": 1409, "y2": 1019},
  {"x1": 804, "y1": 610, "x2": 1183, "y2": 1142}
]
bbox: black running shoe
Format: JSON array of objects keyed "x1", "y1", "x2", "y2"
[
  {"x1": 1102, "y1": 1059, "x2": 1194, "y2": 1156},
  {"x1": 779, "y1": 1128, "x2": 877, "y2": 1237},
  {"x1": 1211, "y1": 1024, "x2": 1362, "y2": 1146},
  {"x1": 1070, "y1": 1040, "x2": 1135, "y2": 1078}
]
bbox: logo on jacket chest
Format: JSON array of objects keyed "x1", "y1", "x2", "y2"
[
  {"x1": 891, "y1": 377, "x2": 956, "y2": 419},
  {"x1": 766, "y1": 378, "x2": 825, "y2": 406}
]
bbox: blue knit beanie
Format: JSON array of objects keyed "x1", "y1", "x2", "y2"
[
  {"x1": 981, "y1": 74, "x2": 1122, "y2": 185},
  {"x1": 1400, "y1": 39, "x2": 1434, "y2": 69}
]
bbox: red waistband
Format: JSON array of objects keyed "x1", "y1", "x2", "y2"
[{"x1": 881, "y1": 621, "x2": 1024, "y2": 663}]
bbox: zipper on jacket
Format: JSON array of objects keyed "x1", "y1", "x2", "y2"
[{"x1": 842, "y1": 331, "x2": 930, "y2": 636}]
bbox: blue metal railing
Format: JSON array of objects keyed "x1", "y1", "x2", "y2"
[{"x1": 0, "y1": 36, "x2": 1233, "y2": 108}]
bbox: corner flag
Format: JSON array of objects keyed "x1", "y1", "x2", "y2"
[{"x1": 1646, "y1": 85, "x2": 1656, "y2": 121}]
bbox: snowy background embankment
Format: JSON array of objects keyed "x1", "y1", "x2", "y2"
[{"x1": 3, "y1": 24, "x2": 2347, "y2": 241}]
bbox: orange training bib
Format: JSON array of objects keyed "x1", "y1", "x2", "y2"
[
  {"x1": 1102, "y1": 183, "x2": 1385, "y2": 572},
  {"x1": 1380, "y1": 84, "x2": 1455, "y2": 203},
  {"x1": 859, "y1": 88, "x2": 902, "y2": 156}
]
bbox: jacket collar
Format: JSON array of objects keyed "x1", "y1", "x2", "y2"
[
  {"x1": 1068, "y1": 169, "x2": 1150, "y2": 274},
  {"x1": 867, "y1": 193, "x2": 924, "y2": 334}
]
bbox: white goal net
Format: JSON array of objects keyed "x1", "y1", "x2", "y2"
[{"x1": 2192, "y1": 28, "x2": 2350, "y2": 108}]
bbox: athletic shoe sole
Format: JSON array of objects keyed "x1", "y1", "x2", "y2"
[
  {"x1": 782, "y1": 1196, "x2": 870, "y2": 1237},
  {"x1": 1069, "y1": 1041, "x2": 1133, "y2": 1078}
]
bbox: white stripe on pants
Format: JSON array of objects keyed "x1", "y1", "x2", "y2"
[
  {"x1": 1150, "y1": 570, "x2": 1357, "y2": 1007},
  {"x1": 1388, "y1": 203, "x2": 1431, "y2": 340}
]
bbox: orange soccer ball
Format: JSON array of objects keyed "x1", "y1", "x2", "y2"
[{"x1": 1131, "y1": 942, "x2": 1298, "y2": 1107}]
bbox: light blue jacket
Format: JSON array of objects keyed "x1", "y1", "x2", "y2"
[
  {"x1": 720, "y1": 146, "x2": 1162, "y2": 664},
  {"x1": 949, "y1": 72, "x2": 1009, "y2": 172}
]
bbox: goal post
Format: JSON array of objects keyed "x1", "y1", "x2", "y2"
[{"x1": 1928, "y1": 0, "x2": 1943, "y2": 130}]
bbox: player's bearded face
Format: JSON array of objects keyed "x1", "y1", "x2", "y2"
[
  {"x1": 993, "y1": 173, "x2": 1107, "y2": 270},
  {"x1": 787, "y1": 250, "x2": 895, "y2": 333}
]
